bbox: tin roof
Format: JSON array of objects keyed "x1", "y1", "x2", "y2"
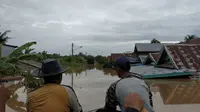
[
  {"x1": 134, "y1": 43, "x2": 164, "y2": 52},
  {"x1": 157, "y1": 44, "x2": 200, "y2": 70}
]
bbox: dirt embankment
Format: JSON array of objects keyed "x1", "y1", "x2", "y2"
[{"x1": 0, "y1": 76, "x2": 23, "y2": 82}]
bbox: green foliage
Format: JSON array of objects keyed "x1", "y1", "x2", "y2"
[
  {"x1": 59, "y1": 56, "x2": 86, "y2": 74},
  {"x1": 24, "y1": 47, "x2": 35, "y2": 54},
  {"x1": 85, "y1": 55, "x2": 95, "y2": 64},
  {"x1": 59, "y1": 56, "x2": 86, "y2": 68},
  {"x1": 95, "y1": 55, "x2": 108, "y2": 64},
  {"x1": 18, "y1": 54, "x2": 40, "y2": 60},
  {"x1": 5, "y1": 57, "x2": 19, "y2": 63},
  {"x1": 0, "y1": 29, "x2": 11, "y2": 57},
  {"x1": 5, "y1": 54, "x2": 40, "y2": 64},
  {"x1": 0, "y1": 44, "x2": 2, "y2": 57},
  {"x1": 103, "y1": 61, "x2": 114, "y2": 68},
  {"x1": 184, "y1": 35, "x2": 199, "y2": 42},
  {"x1": 0, "y1": 41, "x2": 39, "y2": 77},
  {"x1": 151, "y1": 38, "x2": 161, "y2": 43},
  {"x1": 23, "y1": 71, "x2": 44, "y2": 89},
  {"x1": 9, "y1": 41, "x2": 37, "y2": 58},
  {"x1": 0, "y1": 30, "x2": 11, "y2": 44},
  {"x1": 0, "y1": 61, "x2": 21, "y2": 77},
  {"x1": 37, "y1": 51, "x2": 61, "y2": 62}
]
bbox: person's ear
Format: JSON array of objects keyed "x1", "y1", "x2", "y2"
[{"x1": 117, "y1": 68, "x2": 122, "y2": 72}]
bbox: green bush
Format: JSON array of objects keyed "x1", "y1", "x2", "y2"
[{"x1": 95, "y1": 55, "x2": 108, "y2": 64}]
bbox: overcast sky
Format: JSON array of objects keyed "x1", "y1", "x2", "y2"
[{"x1": 0, "y1": 0, "x2": 200, "y2": 56}]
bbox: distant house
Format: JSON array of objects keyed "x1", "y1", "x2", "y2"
[
  {"x1": 156, "y1": 44, "x2": 200, "y2": 70},
  {"x1": 109, "y1": 53, "x2": 124, "y2": 62},
  {"x1": 108, "y1": 53, "x2": 136, "y2": 62},
  {"x1": 143, "y1": 53, "x2": 160, "y2": 65},
  {"x1": 107, "y1": 56, "x2": 111, "y2": 62},
  {"x1": 1, "y1": 44, "x2": 18, "y2": 57},
  {"x1": 126, "y1": 56, "x2": 141, "y2": 64}
]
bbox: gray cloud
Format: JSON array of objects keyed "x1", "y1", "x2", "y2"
[{"x1": 0, "y1": 0, "x2": 200, "y2": 55}]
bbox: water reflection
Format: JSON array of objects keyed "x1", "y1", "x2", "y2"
[
  {"x1": 102, "y1": 68, "x2": 116, "y2": 76},
  {"x1": 87, "y1": 64, "x2": 95, "y2": 70},
  {"x1": 95, "y1": 64, "x2": 104, "y2": 71},
  {"x1": 150, "y1": 79, "x2": 200, "y2": 105},
  {"x1": 66, "y1": 66, "x2": 86, "y2": 75}
]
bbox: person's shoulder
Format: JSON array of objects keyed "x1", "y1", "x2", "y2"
[
  {"x1": 60, "y1": 85, "x2": 76, "y2": 95},
  {"x1": 60, "y1": 85, "x2": 73, "y2": 89},
  {"x1": 108, "y1": 80, "x2": 121, "y2": 89}
]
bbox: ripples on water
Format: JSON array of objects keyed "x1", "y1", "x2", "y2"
[{"x1": 5, "y1": 67, "x2": 200, "y2": 112}]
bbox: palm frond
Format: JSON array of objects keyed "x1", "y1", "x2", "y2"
[
  {"x1": 5, "y1": 57, "x2": 19, "y2": 63},
  {"x1": 18, "y1": 54, "x2": 40, "y2": 61},
  {"x1": 0, "y1": 62, "x2": 18, "y2": 76},
  {"x1": 0, "y1": 36, "x2": 11, "y2": 44},
  {"x1": 0, "y1": 30, "x2": 11, "y2": 39},
  {"x1": 9, "y1": 41, "x2": 37, "y2": 57},
  {"x1": 24, "y1": 48, "x2": 35, "y2": 54}
]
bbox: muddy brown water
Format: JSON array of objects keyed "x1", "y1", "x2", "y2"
[{"x1": 4, "y1": 66, "x2": 200, "y2": 112}]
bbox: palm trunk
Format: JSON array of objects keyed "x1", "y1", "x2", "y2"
[{"x1": 0, "y1": 44, "x2": 2, "y2": 57}]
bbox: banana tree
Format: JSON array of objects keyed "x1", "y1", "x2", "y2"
[{"x1": 0, "y1": 41, "x2": 41, "y2": 76}]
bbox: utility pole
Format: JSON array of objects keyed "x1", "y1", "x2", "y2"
[
  {"x1": 71, "y1": 43, "x2": 74, "y2": 88},
  {"x1": 71, "y1": 43, "x2": 82, "y2": 88}
]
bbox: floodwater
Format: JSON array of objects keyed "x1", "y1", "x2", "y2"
[{"x1": 5, "y1": 66, "x2": 200, "y2": 112}]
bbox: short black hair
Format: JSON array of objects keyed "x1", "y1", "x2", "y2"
[
  {"x1": 43, "y1": 74, "x2": 62, "y2": 84},
  {"x1": 113, "y1": 61, "x2": 130, "y2": 72}
]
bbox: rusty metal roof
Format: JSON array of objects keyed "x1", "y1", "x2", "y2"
[
  {"x1": 179, "y1": 38, "x2": 200, "y2": 44},
  {"x1": 157, "y1": 44, "x2": 200, "y2": 70}
]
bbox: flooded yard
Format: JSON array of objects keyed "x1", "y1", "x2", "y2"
[{"x1": 5, "y1": 66, "x2": 200, "y2": 112}]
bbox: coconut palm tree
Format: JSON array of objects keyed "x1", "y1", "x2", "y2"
[
  {"x1": 0, "y1": 30, "x2": 11, "y2": 44},
  {"x1": 184, "y1": 35, "x2": 198, "y2": 42},
  {"x1": 0, "y1": 30, "x2": 11, "y2": 57}
]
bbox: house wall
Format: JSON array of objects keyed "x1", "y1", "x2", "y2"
[
  {"x1": 135, "y1": 52, "x2": 154, "y2": 56},
  {"x1": 107, "y1": 56, "x2": 111, "y2": 62},
  {"x1": 1, "y1": 45, "x2": 16, "y2": 57},
  {"x1": 110, "y1": 53, "x2": 123, "y2": 61}
]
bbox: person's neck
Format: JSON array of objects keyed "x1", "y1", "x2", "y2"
[{"x1": 120, "y1": 72, "x2": 131, "y2": 78}]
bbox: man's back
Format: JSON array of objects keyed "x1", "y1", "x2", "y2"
[
  {"x1": 116, "y1": 77, "x2": 153, "y2": 112},
  {"x1": 27, "y1": 84, "x2": 70, "y2": 112}
]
